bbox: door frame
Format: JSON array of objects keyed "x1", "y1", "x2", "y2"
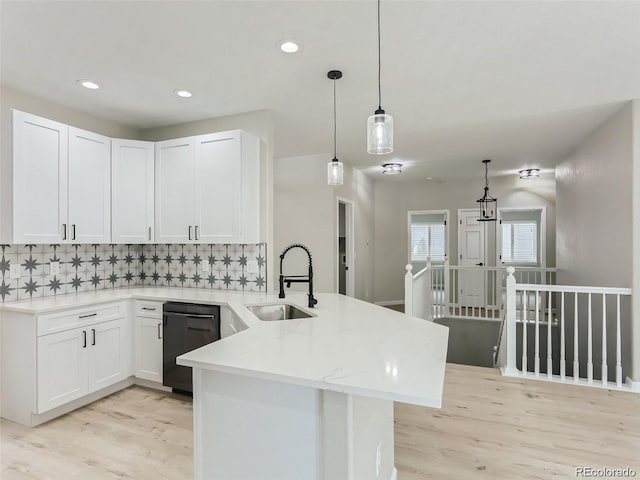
[
  {"x1": 496, "y1": 206, "x2": 547, "y2": 267},
  {"x1": 336, "y1": 197, "x2": 355, "y2": 297}
]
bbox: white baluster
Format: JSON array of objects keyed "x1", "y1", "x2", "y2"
[
  {"x1": 522, "y1": 289, "x2": 528, "y2": 374},
  {"x1": 587, "y1": 293, "x2": 593, "y2": 384},
  {"x1": 505, "y1": 267, "x2": 517, "y2": 375},
  {"x1": 404, "y1": 264, "x2": 413, "y2": 318},
  {"x1": 573, "y1": 293, "x2": 579, "y2": 382},
  {"x1": 547, "y1": 290, "x2": 552, "y2": 378},
  {"x1": 560, "y1": 292, "x2": 566, "y2": 380},
  {"x1": 535, "y1": 290, "x2": 540, "y2": 376},
  {"x1": 616, "y1": 294, "x2": 622, "y2": 387},
  {"x1": 602, "y1": 294, "x2": 607, "y2": 385}
]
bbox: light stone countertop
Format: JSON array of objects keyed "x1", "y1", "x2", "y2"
[{"x1": 0, "y1": 286, "x2": 449, "y2": 408}]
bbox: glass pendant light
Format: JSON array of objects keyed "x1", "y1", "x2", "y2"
[
  {"x1": 367, "y1": 0, "x2": 393, "y2": 155},
  {"x1": 327, "y1": 70, "x2": 344, "y2": 186},
  {"x1": 477, "y1": 159, "x2": 497, "y2": 222}
]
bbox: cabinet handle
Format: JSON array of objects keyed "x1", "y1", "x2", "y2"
[
  {"x1": 195, "y1": 225, "x2": 199, "y2": 241},
  {"x1": 82, "y1": 330, "x2": 87, "y2": 348},
  {"x1": 148, "y1": 226, "x2": 152, "y2": 241},
  {"x1": 62, "y1": 223, "x2": 67, "y2": 240},
  {"x1": 72, "y1": 224, "x2": 76, "y2": 241},
  {"x1": 142, "y1": 307, "x2": 156, "y2": 311},
  {"x1": 157, "y1": 323, "x2": 162, "y2": 340},
  {"x1": 188, "y1": 225, "x2": 192, "y2": 240},
  {"x1": 91, "y1": 328, "x2": 96, "y2": 346},
  {"x1": 79, "y1": 312, "x2": 97, "y2": 319}
]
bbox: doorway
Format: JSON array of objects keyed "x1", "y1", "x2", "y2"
[
  {"x1": 337, "y1": 198, "x2": 355, "y2": 296},
  {"x1": 457, "y1": 209, "x2": 488, "y2": 308}
]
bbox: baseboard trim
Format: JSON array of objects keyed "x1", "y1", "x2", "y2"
[
  {"x1": 134, "y1": 377, "x2": 172, "y2": 392},
  {"x1": 30, "y1": 377, "x2": 134, "y2": 427},
  {"x1": 390, "y1": 467, "x2": 398, "y2": 480},
  {"x1": 625, "y1": 377, "x2": 640, "y2": 392},
  {"x1": 375, "y1": 300, "x2": 405, "y2": 307}
]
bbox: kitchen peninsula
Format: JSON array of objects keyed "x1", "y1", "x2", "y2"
[{"x1": 0, "y1": 288, "x2": 448, "y2": 480}]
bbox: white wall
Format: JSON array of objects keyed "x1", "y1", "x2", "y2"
[
  {"x1": 0, "y1": 84, "x2": 140, "y2": 243},
  {"x1": 556, "y1": 102, "x2": 634, "y2": 381},
  {"x1": 274, "y1": 154, "x2": 375, "y2": 301},
  {"x1": 556, "y1": 104, "x2": 632, "y2": 288},
  {"x1": 374, "y1": 174, "x2": 556, "y2": 303}
]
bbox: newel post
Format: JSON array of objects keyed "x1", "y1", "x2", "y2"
[
  {"x1": 444, "y1": 257, "x2": 450, "y2": 316},
  {"x1": 404, "y1": 264, "x2": 413, "y2": 318},
  {"x1": 504, "y1": 266, "x2": 517, "y2": 375}
]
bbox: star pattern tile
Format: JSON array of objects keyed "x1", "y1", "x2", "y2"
[{"x1": 0, "y1": 243, "x2": 267, "y2": 303}]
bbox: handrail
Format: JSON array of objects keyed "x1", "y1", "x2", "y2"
[{"x1": 516, "y1": 283, "x2": 631, "y2": 295}]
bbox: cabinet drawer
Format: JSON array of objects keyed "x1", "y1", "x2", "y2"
[
  {"x1": 37, "y1": 302, "x2": 127, "y2": 337},
  {"x1": 135, "y1": 301, "x2": 163, "y2": 319}
]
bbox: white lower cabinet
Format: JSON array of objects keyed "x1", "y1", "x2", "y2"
[
  {"x1": 134, "y1": 316, "x2": 163, "y2": 383},
  {"x1": 36, "y1": 317, "x2": 128, "y2": 414}
]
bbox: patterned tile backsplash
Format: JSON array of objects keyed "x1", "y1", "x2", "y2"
[{"x1": 0, "y1": 243, "x2": 267, "y2": 303}]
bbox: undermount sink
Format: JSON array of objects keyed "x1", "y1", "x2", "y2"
[{"x1": 246, "y1": 303, "x2": 314, "y2": 321}]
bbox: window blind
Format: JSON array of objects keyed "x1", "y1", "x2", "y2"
[
  {"x1": 502, "y1": 222, "x2": 537, "y2": 263},
  {"x1": 411, "y1": 223, "x2": 445, "y2": 262}
]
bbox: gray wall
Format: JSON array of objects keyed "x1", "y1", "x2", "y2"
[
  {"x1": 374, "y1": 174, "x2": 556, "y2": 303},
  {"x1": 556, "y1": 102, "x2": 634, "y2": 381},
  {"x1": 0, "y1": 84, "x2": 140, "y2": 243},
  {"x1": 274, "y1": 154, "x2": 375, "y2": 301}
]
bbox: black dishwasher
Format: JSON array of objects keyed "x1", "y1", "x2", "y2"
[{"x1": 163, "y1": 302, "x2": 220, "y2": 394}]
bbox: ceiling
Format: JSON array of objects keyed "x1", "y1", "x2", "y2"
[{"x1": 2, "y1": 1, "x2": 639, "y2": 181}]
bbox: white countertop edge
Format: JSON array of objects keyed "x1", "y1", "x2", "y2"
[{"x1": 178, "y1": 356, "x2": 444, "y2": 409}]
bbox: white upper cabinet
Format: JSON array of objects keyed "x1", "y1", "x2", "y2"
[
  {"x1": 155, "y1": 137, "x2": 196, "y2": 243},
  {"x1": 194, "y1": 131, "x2": 242, "y2": 243},
  {"x1": 12, "y1": 110, "x2": 68, "y2": 244},
  {"x1": 12, "y1": 111, "x2": 111, "y2": 244},
  {"x1": 155, "y1": 130, "x2": 260, "y2": 244},
  {"x1": 112, "y1": 139, "x2": 155, "y2": 243},
  {"x1": 68, "y1": 127, "x2": 111, "y2": 243}
]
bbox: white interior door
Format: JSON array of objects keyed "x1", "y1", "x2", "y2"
[{"x1": 458, "y1": 209, "x2": 486, "y2": 308}]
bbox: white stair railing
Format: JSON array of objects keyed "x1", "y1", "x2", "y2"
[
  {"x1": 502, "y1": 267, "x2": 633, "y2": 390},
  {"x1": 404, "y1": 263, "x2": 433, "y2": 321}
]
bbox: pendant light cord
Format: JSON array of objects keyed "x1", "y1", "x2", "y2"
[
  {"x1": 333, "y1": 78, "x2": 337, "y2": 160},
  {"x1": 377, "y1": 0, "x2": 382, "y2": 110}
]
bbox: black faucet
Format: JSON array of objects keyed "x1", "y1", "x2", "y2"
[{"x1": 278, "y1": 243, "x2": 318, "y2": 308}]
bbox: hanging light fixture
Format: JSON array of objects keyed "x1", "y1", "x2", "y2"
[
  {"x1": 327, "y1": 70, "x2": 344, "y2": 186},
  {"x1": 477, "y1": 159, "x2": 497, "y2": 222},
  {"x1": 382, "y1": 162, "x2": 402, "y2": 174},
  {"x1": 367, "y1": 0, "x2": 393, "y2": 155},
  {"x1": 519, "y1": 168, "x2": 540, "y2": 179}
]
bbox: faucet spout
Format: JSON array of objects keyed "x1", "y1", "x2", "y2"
[{"x1": 278, "y1": 244, "x2": 318, "y2": 308}]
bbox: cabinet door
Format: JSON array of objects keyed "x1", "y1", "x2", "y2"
[
  {"x1": 134, "y1": 316, "x2": 163, "y2": 383},
  {"x1": 155, "y1": 138, "x2": 196, "y2": 243},
  {"x1": 12, "y1": 110, "x2": 68, "y2": 244},
  {"x1": 194, "y1": 131, "x2": 241, "y2": 243},
  {"x1": 68, "y1": 127, "x2": 111, "y2": 243},
  {"x1": 88, "y1": 319, "x2": 127, "y2": 392},
  {"x1": 37, "y1": 328, "x2": 88, "y2": 413},
  {"x1": 112, "y1": 139, "x2": 155, "y2": 243}
]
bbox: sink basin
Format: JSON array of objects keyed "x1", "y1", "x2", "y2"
[{"x1": 246, "y1": 303, "x2": 314, "y2": 321}]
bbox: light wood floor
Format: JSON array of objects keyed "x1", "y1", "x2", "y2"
[{"x1": 2, "y1": 366, "x2": 639, "y2": 479}]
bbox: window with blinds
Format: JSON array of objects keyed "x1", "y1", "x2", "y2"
[
  {"x1": 502, "y1": 221, "x2": 537, "y2": 264},
  {"x1": 410, "y1": 223, "x2": 446, "y2": 262}
]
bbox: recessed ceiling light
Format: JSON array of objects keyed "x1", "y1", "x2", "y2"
[
  {"x1": 77, "y1": 79, "x2": 100, "y2": 90},
  {"x1": 280, "y1": 41, "x2": 299, "y2": 53},
  {"x1": 174, "y1": 89, "x2": 193, "y2": 98},
  {"x1": 426, "y1": 177, "x2": 433, "y2": 180}
]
